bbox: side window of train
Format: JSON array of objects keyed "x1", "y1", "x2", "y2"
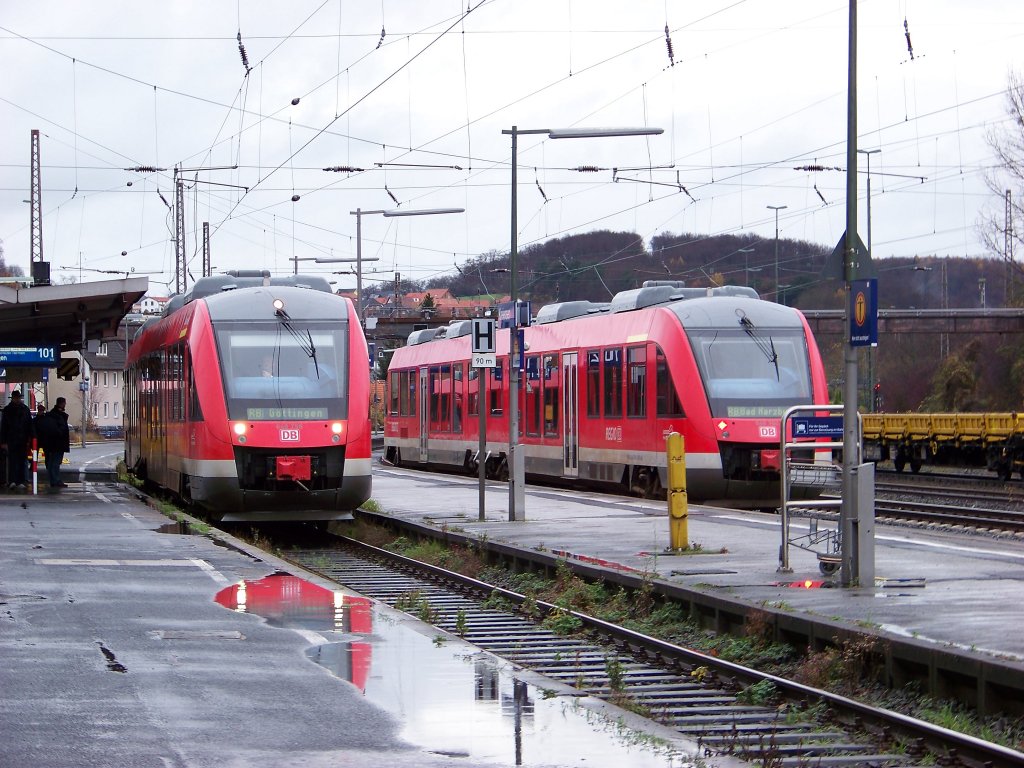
[
  {"x1": 388, "y1": 370, "x2": 399, "y2": 415},
  {"x1": 188, "y1": 354, "x2": 203, "y2": 422},
  {"x1": 453, "y1": 363, "x2": 463, "y2": 433},
  {"x1": 626, "y1": 346, "x2": 646, "y2": 418},
  {"x1": 655, "y1": 345, "x2": 685, "y2": 417},
  {"x1": 543, "y1": 353, "x2": 559, "y2": 437},
  {"x1": 404, "y1": 369, "x2": 416, "y2": 417},
  {"x1": 603, "y1": 347, "x2": 623, "y2": 419},
  {"x1": 489, "y1": 360, "x2": 504, "y2": 415},
  {"x1": 467, "y1": 367, "x2": 479, "y2": 417},
  {"x1": 586, "y1": 349, "x2": 601, "y2": 418},
  {"x1": 525, "y1": 355, "x2": 541, "y2": 437},
  {"x1": 169, "y1": 342, "x2": 186, "y2": 423}
]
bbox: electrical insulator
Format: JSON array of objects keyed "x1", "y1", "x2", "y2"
[{"x1": 573, "y1": 166, "x2": 600, "y2": 173}]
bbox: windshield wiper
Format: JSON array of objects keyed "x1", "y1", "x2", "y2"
[
  {"x1": 276, "y1": 308, "x2": 321, "y2": 377},
  {"x1": 738, "y1": 312, "x2": 780, "y2": 380}
]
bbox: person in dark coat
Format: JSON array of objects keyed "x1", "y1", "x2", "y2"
[
  {"x1": 0, "y1": 390, "x2": 34, "y2": 489},
  {"x1": 37, "y1": 397, "x2": 71, "y2": 490}
]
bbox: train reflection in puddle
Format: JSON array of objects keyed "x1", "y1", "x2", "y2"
[
  {"x1": 214, "y1": 572, "x2": 686, "y2": 765},
  {"x1": 213, "y1": 572, "x2": 371, "y2": 692}
]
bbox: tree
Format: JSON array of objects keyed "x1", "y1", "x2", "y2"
[{"x1": 981, "y1": 70, "x2": 1024, "y2": 285}]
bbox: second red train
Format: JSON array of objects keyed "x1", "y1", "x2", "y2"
[{"x1": 383, "y1": 283, "x2": 830, "y2": 507}]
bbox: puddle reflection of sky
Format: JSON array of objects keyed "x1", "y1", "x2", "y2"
[{"x1": 215, "y1": 573, "x2": 691, "y2": 767}]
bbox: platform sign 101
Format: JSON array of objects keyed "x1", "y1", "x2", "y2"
[{"x1": 0, "y1": 346, "x2": 57, "y2": 366}]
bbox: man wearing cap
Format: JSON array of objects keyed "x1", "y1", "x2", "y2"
[{"x1": 0, "y1": 390, "x2": 34, "y2": 489}]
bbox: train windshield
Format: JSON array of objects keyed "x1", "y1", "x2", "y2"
[
  {"x1": 215, "y1": 323, "x2": 349, "y2": 420},
  {"x1": 687, "y1": 328, "x2": 812, "y2": 418}
]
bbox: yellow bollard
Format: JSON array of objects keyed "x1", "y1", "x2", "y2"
[{"x1": 666, "y1": 431, "x2": 688, "y2": 550}]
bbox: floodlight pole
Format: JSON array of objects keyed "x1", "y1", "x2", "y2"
[
  {"x1": 318, "y1": 207, "x2": 463, "y2": 326},
  {"x1": 502, "y1": 125, "x2": 663, "y2": 522},
  {"x1": 767, "y1": 205, "x2": 787, "y2": 302},
  {"x1": 841, "y1": 0, "x2": 860, "y2": 587}
]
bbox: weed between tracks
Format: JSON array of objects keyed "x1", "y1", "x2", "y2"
[{"x1": 338, "y1": 514, "x2": 1024, "y2": 752}]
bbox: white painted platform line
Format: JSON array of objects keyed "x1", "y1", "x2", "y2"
[{"x1": 36, "y1": 557, "x2": 231, "y2": 584}]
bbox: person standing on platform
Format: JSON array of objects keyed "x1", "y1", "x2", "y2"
[
  {"x1": 37, "y1": 397, "x2": 71, "y2": 491},
  {"x1": 0, "y1": 391, "x2": 34, "y2": 489}
]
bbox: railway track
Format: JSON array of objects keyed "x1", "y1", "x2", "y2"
[
  {"x1": 807, "y1": 472, "x2": 1024, "y2": 534},
  {"x1": 277, "y1": 533, "x2": 1023, "y2": 768}
]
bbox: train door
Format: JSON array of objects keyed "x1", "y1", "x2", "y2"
[
  {"x1": 418, "y1": 366, "x2": 429, "y2": 462},
  {"x1": 562, "y1": 352, "x2": 579, "y2": 477}
]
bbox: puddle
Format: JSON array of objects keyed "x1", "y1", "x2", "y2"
[
  {"x1": 156, "y1": 521, "x2": 196, "y2": 535},
  {"x1": 215, "y1": 573, "x2": 693, "y2": 767}
]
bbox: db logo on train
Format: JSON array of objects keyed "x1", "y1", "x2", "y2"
[{"x1": 280, "y1": 428, "x2": 300, "y2": 442}]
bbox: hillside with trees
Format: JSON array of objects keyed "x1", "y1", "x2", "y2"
[{"x1": 394, "y1": 228, "x2": 1021, "y2": 413}]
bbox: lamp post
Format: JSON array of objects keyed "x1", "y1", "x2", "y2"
[
  {"x1": 317, "y1": 207, "x2": 463, "y2": 325},
  {"x1": 767, "y1": 205, "x2": 787, "y2": 303},
  {"x1": 738, "y1": 247, "x2": 755, "y2": 286},
  {"x1": 502, "y1": 125, "x2": 663, "y2": 522}
]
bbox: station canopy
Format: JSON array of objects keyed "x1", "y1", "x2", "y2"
[{"x1": 0, "y1": 276, "x2": 148, "y2": 352}]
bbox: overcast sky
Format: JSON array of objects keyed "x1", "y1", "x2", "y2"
[{"x1": 0, "y1": 1, "x2": 1021, "y2": 298}]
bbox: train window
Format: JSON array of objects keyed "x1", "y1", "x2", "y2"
[
  {"x1": 603, "y1": 347, "x2": 623, "y2": 419},
  {"x1": 215, "y1": 324, "x2": 349, "y2": 420},
  {"x1": 403, "y1": 370, "x2": 416, "y2": 417},
  {"x1": 525, "y1": 355, "x2": 541, "y2": 436},
  {"x1": 585, "y1": 349, "x2": 601, "y2": 418},
  {"x1": 453, "y1": 363, "x2": 464, "y2": 433},
  {"x1": 489, "y1": 361, "x2": 503, "y2": 416},
  {"x1": 656, "y1": 346, "x2": 685, "y2": 417},
  {"x1": 168, "y1": 343, "x2": 186, "y2": 423},
  {"x1": 388, "y1": 371, "x2": 400, "y2": 415},
  {"x1": 626, "y1": 346, "x2": 647, "y2": 418},
  {"x1": 467, "y1": 367, "x2": 479, "y2": 417},
  {"x1": 188, "y1": 358, "x2": 204, "y2": 422},
  {"x1": 543, "y1": 353, "x2": 559, "y2": 437},
  {"x1": 687, "y1": 328, "x2": 812, "y2": 418}
]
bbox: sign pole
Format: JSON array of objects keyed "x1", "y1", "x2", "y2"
[
  {"x1": 478, "y1": 380, "x2": 486, "y2": 521},
  {"x1": 471, "y1": 317, "x2": 497, "y2": 522}
]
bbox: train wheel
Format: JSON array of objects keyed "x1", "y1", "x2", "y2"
[
  {"x1": 893, "y1": 456, "x2": 906, "y2": 473},
  {"x1": 496, "y1": 458, "x2": 509, "y2": 482},
  {"x1": 997, "y1": 462, "x2": 1012, "y2": 481},
  {"x1": 909, "y1": 458, "x2": 922, "y2": 474}
]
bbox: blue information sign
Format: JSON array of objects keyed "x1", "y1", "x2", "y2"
[
  {"x1": 849, "y1": 278, "x2": 878, "y2": 347},
  {"x1": 0, "y1": 346, "x2": 57, "y2": 366},
  {"x1": 792, "y1": 417, "x2": 844, "y2": 439}
]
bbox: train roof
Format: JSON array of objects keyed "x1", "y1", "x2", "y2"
[
  {"x1": 164, "y1": 271, "x2": 335, "y2": 316},
  {"x1": 403, "y1": 282, "x2": 801, "y2": 346}
]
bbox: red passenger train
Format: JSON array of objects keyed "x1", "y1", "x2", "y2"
[
  {"x1": 383, "y1": 283, "x2": 829, "y2": 506},
  {"x1": 125, "y1": 272, "x2": 372, "y2": 522}
]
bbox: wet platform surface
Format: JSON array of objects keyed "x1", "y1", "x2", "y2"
[
  {"x1": 370, "y1": 465, "x2": 1024, "y2": 663},
  {"x1": 0, "y1": 446, "x2": 701, "y2": 767}
]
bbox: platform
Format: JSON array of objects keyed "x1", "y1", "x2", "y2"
[
  {"x1": 0, "y1": 448, "x2": 704, "y2": 767},
  {"x1": 366, "y1": 464, "x2": 1024, "y2": 708}
]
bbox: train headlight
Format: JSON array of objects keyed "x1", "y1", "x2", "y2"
[
  {"x1": 331, "y1": 422, "x2": 344, "y2": 443},
  {"x1": 233, "y1": 422, "x2": 247, "y2": 443}
]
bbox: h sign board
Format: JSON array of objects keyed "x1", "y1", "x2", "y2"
[
  {"x1": 471, "y1": 318, "x2": 497, "y2": 368},
  {"x1": 471, "y1": 318, "x2": 496, "y2": 354}
]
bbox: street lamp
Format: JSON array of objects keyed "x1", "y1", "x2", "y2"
[
  {"x1": 767, "y1": 205, "x2": 787, "y2": 303},
  {"x1": 316, "y1": 207, "x2": 464, "y2": 325},
  {"x1": 502, "y1": 125, "x2": 663, "y2": 522}
]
